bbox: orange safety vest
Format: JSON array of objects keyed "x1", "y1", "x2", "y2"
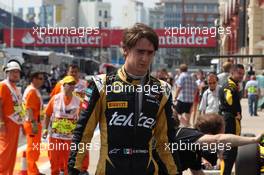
[
  {"x1": 1, "y1": 79, "x2": 24, "y2": 124},
  {"x1": 50, "y1": 93, "x2": 80, "y2": 140},
  {"x1": 22, "y1": 85, "x2": 44, "y2": 121}
]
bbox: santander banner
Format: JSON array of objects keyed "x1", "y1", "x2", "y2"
[{"x1": 3, "y1": 28, "x2": 217, "y2": 48}]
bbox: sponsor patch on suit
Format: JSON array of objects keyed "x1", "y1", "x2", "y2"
[{"x1": 107, "y1": 101, "x2": 128, "y2": 109}]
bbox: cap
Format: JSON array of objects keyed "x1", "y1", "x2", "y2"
[
  {"x1": 4, "y1": 60, "x2": 22, "y2": 72},
  {"x1": 62, "y1": 76, "x2": 76, "y2": 85}
]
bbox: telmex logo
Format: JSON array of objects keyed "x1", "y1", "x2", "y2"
[{"x1": 109, "y1": 112, "x2": 156, "y2": 129}]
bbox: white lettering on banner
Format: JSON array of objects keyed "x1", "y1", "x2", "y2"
[
  {"x1": 159, "y1": 33, "x2": 209, "y2": 46},
  {"x1": 109, "y1": 112, "x2": 156, "y2": 129},
  {"x1": 10, "y1": 28, "x2": 218, "y2": 47},
  {"x1": 37, "y1": 35, "x2": 101, "y2": 45}
]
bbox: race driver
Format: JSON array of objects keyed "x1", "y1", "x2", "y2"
[{"x1": 68, "y1": 23, "x2": 179, "y2": 175}]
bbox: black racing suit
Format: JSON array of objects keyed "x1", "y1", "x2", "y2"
[
  {"x1": 219, "y1": 78, "x2": 242, "y2": 175},
  {"x1": 68, "y1": 67, "x2": 179, "y2": 175}
]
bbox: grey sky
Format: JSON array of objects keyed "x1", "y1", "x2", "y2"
[{"x1": 0, "y1": 0, "x2": 159, "y2": 27}]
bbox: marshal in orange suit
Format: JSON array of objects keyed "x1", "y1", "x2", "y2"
[
  {"x1": 0, "y1": 60, "x2": 23, "y2": 175},
  {"x1": 23, "y1": 72, "x2": 45, "y2": 175}
]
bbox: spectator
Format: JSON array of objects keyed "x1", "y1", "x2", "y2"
[
  {"x1": 196, "y1": 69, "x2": 205, "y2": 87},
  {"x1": 256, "y1": 71, "x2": 264, "y2": 97},
  {"x1": 156, "y1": 68, "x2": 168, "y2": 81},
  {"x1": 167, "y1": 72, "x2": 174, "y2": 86},
  {"x1": 196, "y1": 69, "x2": 207, "y2": 102},
  {"x1": 174, "y1": 64, "x2": 198, "y2": 126},
  {"x1": 50, "y1": 65, "x2": 60, "y2": 81},
  {"x1": 244, "y1": 75, "x2": 260, "y2": 116},
  {"x1": 199, "y1": 73, "x2": 220, "y2": 114},
  {"x1": 174, "y1": 69, "x2": 180, "y2": 82},
  {"x1": 218, "y1": 61, "x2": 232, "y2": 87}
]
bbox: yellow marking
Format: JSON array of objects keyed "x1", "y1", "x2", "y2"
[
  {"x1": 235, "y1": 118, "x2": 241, "y2": 135},
  {"x1": 224, "y1": 89, "x2": 233, "y2": 105},
  {"x1": 220, "y1": 159, "x2": 225, "y2": 175},
  {"x1": 260, "y1": 145, "x2": 264, "y2": 172}
]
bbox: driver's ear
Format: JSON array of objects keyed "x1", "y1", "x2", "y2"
[{"x1": 123, "y1": 47, "x2": 129, "y2": 57}]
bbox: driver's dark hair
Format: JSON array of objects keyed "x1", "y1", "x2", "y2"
[{"x1": 121, "y1": 23, "x2": 159, "y2": 55}]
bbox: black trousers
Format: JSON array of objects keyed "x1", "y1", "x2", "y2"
[{"x1": 222, "y1": 112, "x2": 239, "y2": 175}]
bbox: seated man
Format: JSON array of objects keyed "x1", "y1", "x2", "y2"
[{"x1": 154, "y1": 113, "x2": 264, "y2": 175}]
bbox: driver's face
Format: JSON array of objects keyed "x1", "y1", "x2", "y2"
[{"x1": 124, "y1": 38, "x2": 155, "y2": 76}]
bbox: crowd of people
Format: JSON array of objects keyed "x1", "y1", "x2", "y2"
[
  {"x1": 0, "y1": 23, "x2": 264, "y2": 175},
  {"x1": 0, "y1": 62, "x2": 90, "y2": 175},
  {"x1": 155, "y1": 60, "x2": 264, "y2": 119}
]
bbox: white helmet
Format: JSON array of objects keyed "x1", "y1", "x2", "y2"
[{"x1": 4, "y1": 60, "x2": 22, "y2": 72}]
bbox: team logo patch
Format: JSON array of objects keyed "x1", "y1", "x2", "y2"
[
  {"x1": 107, "y1": 101, "x2": 128, "y2": 109},
  {"x1": 111, "y1": 81, "x2": 123, "y2": 93}
]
